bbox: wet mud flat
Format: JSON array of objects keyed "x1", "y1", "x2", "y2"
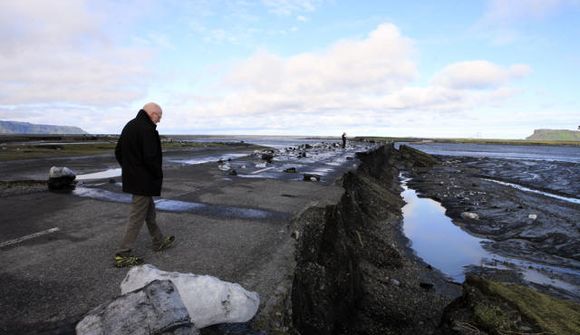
[{"x1": 404, "y1": 150, "x2": 580, "y2": 301}]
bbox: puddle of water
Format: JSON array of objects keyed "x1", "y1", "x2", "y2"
[
  {"x1": 169, "y1": 153, "x2": 248, "y2": 165},
  {"x1": 484, "y1": 178, "x2": 580, "y2": 205},
  {"x1": 72, "y1": 187, "x2": 272, "y2": 219},
  {"x1": 400, "y1": 176, "x2": 580, "y2": 297},
  {"x1": 401, "y1": 180, "x2": 491, "y2": 281},
  {"x1": 155, "y1": 199, "x2": 206, "y2": 211},
  {"x1": 73, "y1": 187, "x2": 131, "y2": 203},
  {"x1": 76, "y1": 168, "x2": 121, "y2": 181}
]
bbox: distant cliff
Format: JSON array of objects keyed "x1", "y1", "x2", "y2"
[
  {"x1": 526, "y1": 129, "x2": 580, "y2": 141},
  {"x1": 0, "y1": 120, "x2": 87, "y2": 134}
]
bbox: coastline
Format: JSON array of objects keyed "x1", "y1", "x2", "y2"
[{"x1": 0, "y1": 139, "x2": 578, "y2": 334}]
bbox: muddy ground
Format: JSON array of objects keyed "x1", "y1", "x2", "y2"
[{"x1": 404, "y1": 148, "x2": 580, "y2": 302}]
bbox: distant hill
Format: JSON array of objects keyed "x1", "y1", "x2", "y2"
[
  {"x1": 526, "y1": 129, "x2": 580, "y2": 141},
  {"x1": 0, "y1": 120, "x2": 88, "y2": 135}
]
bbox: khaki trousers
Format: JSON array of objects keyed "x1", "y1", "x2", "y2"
[{"x1": 116, "y1": 195, "x2": 163, "y2": 256}]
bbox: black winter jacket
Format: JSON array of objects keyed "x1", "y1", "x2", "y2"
[{"x1": 115, "y1": 109, "x2": 163, "y2": 196}]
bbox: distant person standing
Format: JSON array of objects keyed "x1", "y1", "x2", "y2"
[
  {"x1": 114, "y1": 102, "x2": 175, "y2": 267},
  {"x1": 341, "y1": 132, "x2": 347, "y2": 149}
]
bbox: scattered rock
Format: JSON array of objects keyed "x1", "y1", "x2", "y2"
[
  {"x1": 460, "y1": 212, "x2": 479, "y2": 220},
  {"x1": 528, "y1": 214, "x2": 538, "y2": 220},
  {"x1": 291, "y1": 230, "x2": 300, "y2": 240},
  {"x1": 261, "y1": 152, "x2": 274, "y2": 163},
  {"x1": 76, "y1": 279, "x2": 197, "y2": 335},
  {"x1": 229, "y1": 169, "x2": 238, "y2": 176},
  {"x1": 419, "y1": 282, "x2": 433, "y2": 290},
  {"x1": 48, "y1": 166, "x2": 76, "y2": 191},
  {"x1": 121, "y1": 264, "x2": 260, "y2": 329},
  {"x1": 303, "y1": 174, "x2": 321, "y2": 182},
  {"x1": 218, "y1": 163, "x2": 230, "y2": 171}
]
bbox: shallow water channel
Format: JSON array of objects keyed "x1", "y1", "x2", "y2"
[
  {"x1": 400, "y1": 177, "x2": 489, "y2": 282},
  {"x1": 400, "y1": 176, "x2": 580, "y2": 298}
]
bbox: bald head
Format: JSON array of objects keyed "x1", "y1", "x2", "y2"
[{"x1": 143, "y1": 102, "x2": 162, "y2": 124}]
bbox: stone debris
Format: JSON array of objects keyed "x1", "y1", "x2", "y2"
[
  {"x1": 261, "y1": 152, "x2": 274, "y2": 163},
  {"x1": 76, "y1": 279, "x2": 197, "y2": 335},
  {"x1": 460, "y1": 212, "x2": 480, "y2": 220},
  {"x1": 303, "y1": 173, "x2": 321, "y2": 182},
  {"x1": 121, "y1": 264, "x2": 260, "y2": 329},
  {"x1": 218, "y1": 162, "x2": 231, "y2": 171},
  {"x1": 528, "y1": 213, "x2": 538, "y2": 220},
  {"x1": 48, "y1": 166, "x2": 76, "y2": 191}
]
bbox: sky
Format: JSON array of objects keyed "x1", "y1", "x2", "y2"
[{"x1": 0, "y1": 0, "x2": 579, "y2": 139}]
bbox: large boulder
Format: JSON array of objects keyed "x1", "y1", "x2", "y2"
[
  {"x1": 48, "y1": 166, "x2": 76, "y2": 191},
  {"x1": 121, "y1": 264, "x2": 260, "y2": 329},
  {"x1": 76, "y1": 279, "x2": 197, "y2": 335}
]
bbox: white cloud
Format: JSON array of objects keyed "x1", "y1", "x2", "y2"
[
  {"x1": 225, "y1": 23, "x2": 417, "y2": 95},
  {"x1": 0, "y1": 0, "x2": 152, "y2": 107},
  {"x1": 161, "y1": 23, "x2": 531, "y2": 136},
  {"x1": 432, "y1": 61, "x2": 531, "y2": 89}
]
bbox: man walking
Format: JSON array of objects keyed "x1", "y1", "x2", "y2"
[{"x1": 114, "y1": 102, "x2": 174, "y2": 267}]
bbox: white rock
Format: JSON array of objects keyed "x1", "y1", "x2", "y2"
[
  {"x1": 528, "y1": 214, "x2": 538, "y2": 220},
  {"x1": 218, "y1": 163, "x2": 230, "y2": 171},
  {"x1": 460, "y1": 212, "x2": 479, "y2": 220},
  {"x1": 77, "y1": 279, "x2": 197, "y2": 335},
  {"x1": 49, "y1": 166, "x2": 76, "y2": 179},
  {"x1": 121, "y1": 264, "x2": 260, "y2": 329}
]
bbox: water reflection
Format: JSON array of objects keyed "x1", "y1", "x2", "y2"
[
  {"x1": 401, "y1": 179, "x2": 490, "y2": 281},
  {"x1": 400, "y1": 176, "x2": 580, "y2": 297},
  {"x1": 76, "y1": 168, "x2": 121, "y2": 180},
  {"x1": 484, "y1": 178, "x2": 580, "y2": 205},
  {"x1": 168, "y1": 153, "x2": 248, "y2": 165},
  {"x1": 72, "y1": 187, "x2": 274, "y2": 219}
]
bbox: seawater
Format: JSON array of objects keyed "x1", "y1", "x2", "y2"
[{"x1": 400, "y1": 142, "x2": 580, "y2": 163}]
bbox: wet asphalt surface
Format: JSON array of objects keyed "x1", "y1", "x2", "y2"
[{"x1": 0, "y1": 141, "x2": 368, "y2": 334}]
